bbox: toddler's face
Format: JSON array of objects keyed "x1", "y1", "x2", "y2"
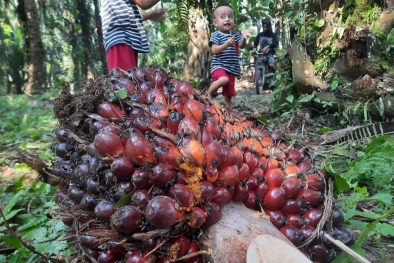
[{"x1": 213, "y1": 6, "x2": 234, "y2": 33}]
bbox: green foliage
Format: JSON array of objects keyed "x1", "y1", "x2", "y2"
[
  {"x1": 0, "y1": 95, "x2": 55, "y2": 165},
  {"x1": 0, "y1": 178, "x2": 71, "y2": 262},
  {"x1": 326, "y1": 136, "x2": 394, "y2": 261}
]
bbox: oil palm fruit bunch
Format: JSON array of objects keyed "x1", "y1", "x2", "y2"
[{"x1": 49, "y1": 67, "x2": 351, "y2": 263}]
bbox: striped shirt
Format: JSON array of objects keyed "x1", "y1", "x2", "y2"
[
  {"x1": 209, "y1": 31, "x2": 243, "y2": 76},
  {"x1": 101, "y1": 0, "x2": 149, "y2": 53}
]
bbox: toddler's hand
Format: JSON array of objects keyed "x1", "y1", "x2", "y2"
[
  {"x1": 149, "y1": 8, "x2": 168, "y2": 22},
  {"x1": 225, "y1": 36, "x2": 235, "y2": 47},
  {"x1": 242, "y1": 28, "x2": 253, "y2": 40}
]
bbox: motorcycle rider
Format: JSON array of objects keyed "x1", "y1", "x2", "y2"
[{"x1": 250, "y1": 20, "x2": 278, "y2": 73}]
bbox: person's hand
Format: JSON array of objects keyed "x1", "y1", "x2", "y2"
[
  {"x1": 262, "y1": 45, "x2": 269, "y2": 53},
  {"x1": 225, "y1": 36, "x2": 235, "y2": 48},
  {"x1": 147, "y1": 8, "x2": 168, "y2": 22},
  {"x1": 241, "y1": 28, "x2": 253, "y2": 40},
  {"x1": 248, "y1": 43, "x2": 255, "y2": 50}
]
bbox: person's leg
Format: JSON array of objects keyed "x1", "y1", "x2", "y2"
[
  {"x1": 107, "y1": 43, "x2": 138, "y2": 72},
  {"x1": 208, "y1": 69, "x2": 229, "y2": 97},
  {"x1": 221, "y1": 72, "x2": 236, "y2": 110},
  {"x1": 267, "y1": 54, "x2": 276, "y2": 72}
]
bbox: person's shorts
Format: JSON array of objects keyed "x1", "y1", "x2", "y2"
[
  {"x1": 107, "y1": 43, "x2": 138, "y2": 72},
  {"x1": 266, "y1": 53, "x2": 275, "y2": 65},
  {"x1": 211, "y1": 69, "x2": 236, "y2": 97}
]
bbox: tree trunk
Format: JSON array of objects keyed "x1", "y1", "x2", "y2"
[
  {"x1": 77, "y1": 0, "x2": 91, "y2": 80},
  {"x1": 93, "y1": 0, "x2": 107, "y2": 74},
  {"x1": 182, "y1": 8, "x2": 211, "y2": 89},
  {"x1": 23, "y1": 0, "x2": 47, "y2": 95}
]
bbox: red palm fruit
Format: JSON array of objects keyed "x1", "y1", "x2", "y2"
[
  {"x1": 107, "y1": 239, "x2": 127, "y2": 254},
  {"x1": 243, "y1": 190, "x2": 261, "y2": 210},
  {"x1": 200, "y1": 180, "x2": 215, "y2": 203},
  {"x1": 98, "y1": 123, "x2": 122, "y2": 137},
  {"x1": 216, "y1": 165, "x2": 239, "y2": 186},
  {"x1": 153, "y1": 72, "x2": 166, "y2": 90},
  {"x1": 202, "y1": 201, "x2": 222, "y2": 226},
  {"x1": 201, "y1": 129, "x2": 214, "y2": 147},
  {"x1": 98, "y1": 101, "x2": 124, "y2": 122},
  {"x1": 110, "y1": 206, "x2": 142, "y2": 234},
  {"x1": 246, "y1": 175, "x2": 258, "y2": 191},
  {"x1": 111, "y1": 156, "x2": 135, "y2": 181},
  {"x1": 86, "y1": 178, "x2": 102, "y2": 194},
  {"x1": 255, "y1": 182, "x2": 269, "y2": 199},
  {"x1": 133, "y1": 116, "x2": 162, "y2": 134},
  {"x1": 131, "y1": 168, "x2": 153, "y2": 189},
  {"x1": 80, "y1": 195, "x2": 98, "y2": 211},
  {"x1": 303, "y1": 208, "x2": 323, "y2": 227},
  {"x1": 284, "y1": 164, "x2": 302, "y2": 176},
  {"x1": 221, "y1": 122, "x2": 234, "y2": 141},
  {"x1": 232, "y1": 146, "x2": 244, "y2": 169},
  {"x1": 205, "y1": 166, "x2": 219, "y2": 183},
  {"x1": 330, "y1": 207, "x2": 345, "y2": 227},
  {"x1": 128, "y1": 107, "x2": 146, "y2": 121},
  {"x1": 265, "y1": 168, "x2": 285, "y2": 189},
  {"x1": 251, "y1": 166, "x2": 265, "y2": 179},
  {"x1": 281, "y1": 198, "x2": 302, "y2": 215},
  {"x1": 94, "y1": 132, "x2": 125, "y2": 158},
  {"x1": 94, "y1": 200, "x2": 117, "y2": 222},
  {"x1": 177, "y1": 116, "x2": 200, "y2": 139},
  {"x1": 204, "y1": 140, "x2": 225, "y2": 168},
  {"x1": 297, "y1": 189, "x2": 323, "y2": 207},
  {"x1": 258, "y1": 156, "x2": 268, "y2": 170},
  {"x1": 98, "y1": 250, "x2": 120, "y2": 263},
  {"x1": 300, "y1": 225, "x2": 316, "y2": 243},
  {"x1": 205, "y1": 105, "x2": 221, "y2": 123},
  {"x1": 261, "y1": 135, "x2": 272, "y2": 147},
  {"x1": 175, "y1": 80, "x2": 197, "y2": 98},
  {"x1": 287, "y1": 149, "x2": 304, "y2": 164},
  {"x1": 238, "y1": 163, "x2": 250, "y2": 181},
  {"x1": 183, "y1": 99, "x2": 206, "y2": 122},
  {"x1": 308, "y1": 243, "x2": 329, "y2": 263},
  {"x1": 126, "y1": 134, "x2": 156, "y2": 167},
  {"x1": 145, "y1": 196, "x2": 183, "y2": 229},
  {"x1": 266, "y1": 157, "x2": 280, "y2": 170},
  {"x1": 167, "y1": 110, "x2": 184, "y2": 134},
  {"x1": 75, "y1": 163, "x2": 92, "y2": 177},
  {"x1": 169, "y1": 94, "x2": 188, "y2": 113},
  {"x1": 212, "y1": 186, "x2": 231, "y2": 206},
  {"x1": 154, "y1": 145, "x2": 183, "y2": 168},
  {"x1": 286, "y1": 214, "x2": 306, "y2": 228},
  {"x1": 304, "y1": 173, "x2": 325, "y2": 191},
  {"x1": 297, "y1": 159, "x2": 312, "y2": 173},
  {"x1": 220, "y1": 145, "x2": 236, "y2": 169},
  {"x1": 126, "y1": 79, "x2": 137, "y2": 94},
  {"x1": 282, "y1": 177, "x2": 302, "y2": 198},
  {"x1": 167, "y1": 235, "x2": 191, "y2": 260},
  {"x1": 179, "y1": 138, "x2": 206, "y2": 167},
  {"x1": 263, "y1": 187, "x2": 286, "y2": 210},
  {"x1": 183, "y1": 240, "x2": 201, "y2": 263},
  {"x1": 118, "y1": 181, "x2": 135, "y2": 195},
  {"x1": 279, "y1": 225, "x2": 303, "y2": 246},
  {"x1": 137, "y1": 82, "x2": 152, "y2": 104},
  {"x1": 150, "y1": 134, "x2": 175, "y2": 147},
  {"x1": 80, "y1": 235, "x2": 102, "y2": 250},
  {"x1": 131, "y1": 189, "x2": 152, "y2": 211},
  {"x1": 205, "y1": 119, "x2": 221, "y2": 139},
  {"x1": 244, "y1": 151, "x2": 257, "y2": 173},
  {"x1": 146, "y1": 89, "x2": 167, "y2": 104},
  {"x1": 54, "y1": 128, "x2": 69, "y2": 143},
  {"x1": 104, "y1": 170, "x2": 117, "y2": 185},
  {"x1": 150, "y1": 163, "x2": 175, "y2": 188},
  {"x1": 232, "y1": 180, "x2": 249, "y2": 202},
  {"x1": 125, "y1": 250, "x2": 156, "y2": 263},
  {"x1": 169, "y1": 184, "x2": 194, "y2": 208},
  {"x1": 188, "y1": 207, "x2": 207, "y2": 229},
  {"x1": 142, "y1": 237, "x2": 163, "y2": 253},
  {"x1": 67, "y1": 187, "x2": 86, "y2": 204},
  {"x1": 149, "y1": 102, "x2": 169, "y2": 123},
  {"x1": 264, "y1": 209, "x2": 287, "y2": 229}
]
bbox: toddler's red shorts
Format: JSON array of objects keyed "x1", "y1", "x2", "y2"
[
  {"x1": 107, "y1": 43, "x2": 138, "y2": 72},
  {"x1": 211, "y1": 69, "x2": 236, "y2": 97}
]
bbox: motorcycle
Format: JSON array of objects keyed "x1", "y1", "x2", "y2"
[{"x1": 254, "y1": 50, "x2": 274, "y2": 94}]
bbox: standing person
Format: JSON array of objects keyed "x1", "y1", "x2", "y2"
[
  {"x1": 251, "y1": 20, "x2": 278, "y2": 73},
  {"x1": 101, "y1": 0, "x2": 167, "y2": 72},
  {"x1": 207, "y1": 4, "x2": 253, "y2": 110}
]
